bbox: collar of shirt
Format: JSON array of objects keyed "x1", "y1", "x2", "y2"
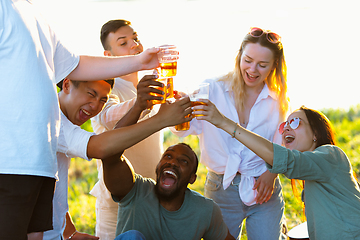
[{"x1": 224, "y1": 82, "x2": 278, "y2": 103}]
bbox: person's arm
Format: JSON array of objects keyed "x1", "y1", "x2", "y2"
[
  {"x1": 63, "y1": 212, "x2": 99, "y2": 240},
  {"x1": 193, "y1": 99, "x2": 275, "y2": 166},
  {"x1": 100, "y1": 97, "x2": 192, "y2": 200},
  {"x1": 93, "y1": 74, "x2": 162, "y2": 131},
  {"x1": 113, "y1": 74, "x2": 163, "y2": 129},
  {"x1": 67, "y1": 48, "x2": 160, "y2": 81},
  {"x1": 87, "y1": 97, "x2": 191, "y2": 159},
  {"x1": 91, "y1": 92, "x2": 190, "y2": 159}
]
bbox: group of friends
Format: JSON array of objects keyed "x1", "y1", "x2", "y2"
[{"x1": 1, "y1": 1, "x2": 360, "y2": 240}]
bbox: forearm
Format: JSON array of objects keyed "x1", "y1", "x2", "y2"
[
  {"x1": 102, "y1": 154, "x2": 135, "y2": 199},
  {"x1": 68, "y1": 55, "x2": 142, "y2": 81},
  {"x1": 113, "y1": 101, "x2": 144, "y2": 130},
  {"x1": 63, "y1": 212, "x2": 76, "y2": 239},
  {"x1": 87, "y1": 114, "x2": 165, "y2": 159},
  {"x1": 219, "y1": 117, "x2": 275, "y2": 165}
]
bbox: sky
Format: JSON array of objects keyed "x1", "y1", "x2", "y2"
[{"x1": 33, "y1": 0, "x2": 360, "y2": 111}]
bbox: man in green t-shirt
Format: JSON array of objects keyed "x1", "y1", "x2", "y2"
[{"x1": 101, "y1": 98, "x2": 234, "y2": 240}]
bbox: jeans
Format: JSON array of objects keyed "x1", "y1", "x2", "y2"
[
  {"x1": 114, "y1": 230, "x2": 146, "y2": 240},
  {"x1": 204, "y1": 171, "x2": 286, "y2": 240}
]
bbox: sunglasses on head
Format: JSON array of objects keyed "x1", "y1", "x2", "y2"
[
  {"x1": 278, "y1": 117, "x2": 301, "y2": 134},
  {"x1": 249, "y1": 27, "x2": 281, "y2": 44}
]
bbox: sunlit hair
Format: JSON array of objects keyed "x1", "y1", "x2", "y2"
[
  {"x1": 291, "y1": 106, "x2": 336, "y2": 220},
  {"x1": 57, "y1": 78, "x2": 115, "y2": 90},
  {"x1": 71, "y1": 79, "x2": 115, "y2": 89},
  {"x1": 218, "y1": 29, "x2": 289, "y2": 120},
  {"x1": 100, "y1": 19, "x2": 131, "y2": 50},
  {"x1": 299, "y1": 106, "x2": 336, "y2": 147}
]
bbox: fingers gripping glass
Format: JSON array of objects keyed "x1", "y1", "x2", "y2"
[
  {"x1": 278, "y1": 117, "x2": 301, "y2": 134},
  {"x1": 249, "y1": 27, "x2": 281, "y2": 44}
]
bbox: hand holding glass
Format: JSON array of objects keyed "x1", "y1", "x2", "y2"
[
  {"x1": 189, "y1": 83, "x2": 209, "y2": 117},
  {"x1": 150, "y1": 77, "x2": 168, "y2": 105}
]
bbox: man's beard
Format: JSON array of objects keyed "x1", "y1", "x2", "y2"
[{"x1": 154, "y1": 180, "x2": 182, "y2": 201}]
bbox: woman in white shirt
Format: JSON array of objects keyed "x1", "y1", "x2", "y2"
[{"x1": 172, "y1": 27, "x2": 289, "y2": 239}]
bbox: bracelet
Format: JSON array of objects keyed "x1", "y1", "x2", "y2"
[
  {"x1": 231, "y1": 122, "x2": 238, "y2": 138},
  {"x1": 67, "y1": 230, "x2": 78, "y2": 240}
]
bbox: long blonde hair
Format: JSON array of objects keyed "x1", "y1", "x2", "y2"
[{"x1": 218, "y1": 30, "x2": 289, "y2": 120}]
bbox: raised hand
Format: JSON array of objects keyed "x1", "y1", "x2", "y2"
[
  {"x1": 191, "y1": 99, "x2": 226, "y2": 128},
  {"x1": 156, "y1": 97, "x2": 192, "y2": 128},
  {"x1": 138, "y1": 47, "x2": 160, "y2": 70},
  {"x1": 135, "y1": 74, "x2": 163, "y2": 111}
]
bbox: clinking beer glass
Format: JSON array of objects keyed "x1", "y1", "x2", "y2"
[
  {"x1": 175, "y1": 83, "x2": 210, "y2": 131},
  {"x1": 158, "y1": 45, "x2": 178, "y2": 77},
  {"x1": 158, "y1": 45, "x2": 178, "y2": 100},
  {"x1": 150, "y1": 77, "x2": 167, "y2": 105},
  {"x1": 189, "y1": 83, "x2": 210, "y2": 117}
]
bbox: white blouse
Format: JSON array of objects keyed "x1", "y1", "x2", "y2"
[{"x1": 171, "y1": 78, "x2": 283, "y2": 206}]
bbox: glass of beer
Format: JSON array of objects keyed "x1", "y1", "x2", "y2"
[
  {"x1": 150, "y1": 77, "x2": 167, "y2": 105},
  {"x1": 158, "y1": 45, "x2": 178, "y2": 78},
  {"x1": 175, "y1": 114, "x2": 190, "y2": 131},
  {"x1": 166, "y1": 77, "x2": 174, "y2": 98},
  {"x1": 189, "y1": 83, "x2": 209, "y2": 117}
]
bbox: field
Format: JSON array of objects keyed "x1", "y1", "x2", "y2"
[{"x1": 68, "y1": 106, "x2": 360, "y2": 239}]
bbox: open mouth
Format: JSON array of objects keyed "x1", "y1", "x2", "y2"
[
  {"x1": 78, "y1": 109, "x2": 92, "y2": 122},
  {"x1": 161, "y1": 169, "x2": 178, "y2": 188},
  {"x1": 284, "y1": 135, "x2": 295, "y2": 144},
  {"x1": 81, "y1": 109, "x2": 91, "y2": 116},
  {"x1": 246, "y1": 72, "x2": 259, "y2": 81}
]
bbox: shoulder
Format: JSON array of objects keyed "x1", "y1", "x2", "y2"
[
  {"x1": 186, "y1": 189, "x2": 218, "y2": 210},
  {"x1": 133, "y1": 174, "x2": 156, "y2": 195},
  {"x1": 116, "y1": 174, "x2": 156, "y2": 204},
  {"x1": 314, "y1": 145, "x2": 345, "y2": 157},
  {"x1": 315, "y1": 145, "x2": 349, "y2": 162}
]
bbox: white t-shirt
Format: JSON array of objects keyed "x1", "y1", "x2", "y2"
[
  {"x1": 43, "y1": 112, "x2": 95, "y2": 240},
  {"x1": 171, "y1": 78, "x2": 283, "y2": 206},
  {"x1": 0, "y1": 0, "x2": 79, "y2": 178}
]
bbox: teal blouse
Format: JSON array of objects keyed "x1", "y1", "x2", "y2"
[{"x1": 269, "y1": 144, "x2": 360, "y2": 240}]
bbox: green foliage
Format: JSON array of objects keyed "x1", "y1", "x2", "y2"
[{"x1": 68, "y1": 107, "x2": 360, "y2": 239}]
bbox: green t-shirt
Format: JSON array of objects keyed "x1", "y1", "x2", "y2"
[
  {"x1": 269, "y1": 144, "x2": 360, "y2": 240},
  {"x1": 113, "y1": 174, "x2": 228, "y2": 240}
]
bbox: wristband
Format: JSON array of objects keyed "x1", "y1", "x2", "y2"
[
  {"x1": 231, "y1": 122, "x2": 238, "y2": 138},
  {"x1": 67, "y1": 230, "x2": 78, "y2": 240}
]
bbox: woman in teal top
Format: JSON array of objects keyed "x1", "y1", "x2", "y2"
[{"x1": 193, "y1": 103, "x2": 360, "y2": 240}]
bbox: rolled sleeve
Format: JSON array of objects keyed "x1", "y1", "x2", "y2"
[{"x1": 267, "y1": 144, "x2": 290, "y2": 174}]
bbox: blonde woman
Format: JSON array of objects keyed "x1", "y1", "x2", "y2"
[{"x1": 172, "y1": 27, "x2": 289, "y2": 239}]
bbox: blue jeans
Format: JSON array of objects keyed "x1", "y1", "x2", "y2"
[
  {"x1": 114, "y1": 230, "x2": 146, "y2": 240},
  {"x1": 204, "y1": 171, "x2": 286, "y2": 240}
]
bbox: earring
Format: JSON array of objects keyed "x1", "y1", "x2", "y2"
[{"x1": 313, "y1": 139, "x2": 316, "y2": 142}]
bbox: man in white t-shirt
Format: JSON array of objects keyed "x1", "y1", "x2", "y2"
[
  {"x1": 43, "y1": 77, "x2": 190, "y2": 240},
  {"x1": 90, "y1": 19, "x2": 163, "y2": 240},
  {"x1": 0, "y1": 1, "x2": 162, "y2": 239}
]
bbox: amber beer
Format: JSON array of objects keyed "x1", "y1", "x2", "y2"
[
  {"x1": 158, "y1": 45, "x2": 178, "y2": 77},
  {"x1": 160, "y1": 61, "x2": 177, "y2": 77},
  {"x1": 150, "y1": 78, "x2": 167, "y2": 105},
  {"x1": 175, "y1": 114, "x2": 190, "y2": 131},
  {"x1": 191, "y1": 101, "x2": 207, "y2": 117},
  {"x1": 166, "y1": 77, "x2": 174, "y2": 98}
]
